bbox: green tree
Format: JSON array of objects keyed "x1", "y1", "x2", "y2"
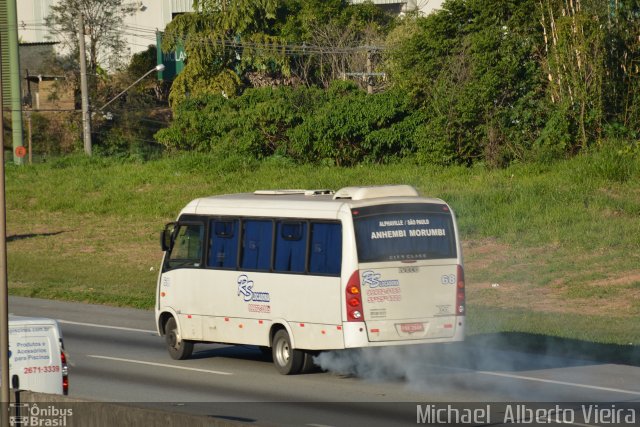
[
  {"x1": 606, "y1": 1, "x2": 640, "y2": 134},
  {"x1": 385, "y1": 0, "x2": 547, "y2": 166},
  {"x1": 289, "y1": 1, "x2": 395, "y2": 89},
  {"x1": 45, "y1": 0, "x2": 137, "y2": 76},
  {"x1": 538, "y1": 0, "x2": 608, "y2": 150},
  {"x1": 537, "y1": 0, "x2": 640, "y2": 152},
  {"x1": 162, "y1": 0, "x2": 287, "y2": 107},
  {"x1": 163, "y1": 1, "x2": 396, "y2": 106}
]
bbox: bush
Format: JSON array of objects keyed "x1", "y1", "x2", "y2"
[
  {"x1": 530, "y1": 104, "x2": 575, "y2": 164},
  {"x1": 156, "y1": 87, "x2": 328, "y2": 158},
  {"x1": 414, "y1": 117, "x2": 459, "y2": 166},
  {"x1": 583, "y1": 140, "x2": 639, "y2": 183},
  {"x1": 30, "y1": 112, "x2": 81, "y2": 156},
  {"x1": 94, "y1": 128, "x2": 163, "y2": 161},
  {"x1": 155, "y1": 83, "x2": 420, "y2": 165},
  {"x1": 287, "y1": 84, "x2": 417, "y2": 165}
]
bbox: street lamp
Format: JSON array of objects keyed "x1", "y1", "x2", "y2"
[
  {"x1": 81, "y1": 59, "x2": 165, "y2": 155},
  {"x1": 98, "y1": 64, "x2": 165, "y2": 113}
]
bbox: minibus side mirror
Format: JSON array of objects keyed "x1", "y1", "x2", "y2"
[{"x1": 160, "y1": 222, "x2": 176, "y2": 252}]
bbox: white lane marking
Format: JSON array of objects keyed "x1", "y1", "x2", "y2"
[
  {"x1": 59, "y1": 321, "x2": 640, "y2": 399},
  {"x1": 307, "y1": 424, "x2": 337, "y2": 427},
  {"x1": 87, "y1": 355, "x2": 233, "y2": 376},
  {"x1": 537, "y1": 418, "x2": 593, "y2": 427},
  {"x1": 477, "y1": 370, "x2": 640, "y2": 396},
  {"x1": 424, "y1": 362, "x2": 640, "y2": 397},
  {"x1": 58, "y1": 319, "x2": 156, "y2": 334}
]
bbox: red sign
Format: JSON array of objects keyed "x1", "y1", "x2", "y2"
[{"x1": 15, "y1": 146, "x2": 26, "y2": 158}]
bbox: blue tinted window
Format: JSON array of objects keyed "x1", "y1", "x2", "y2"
[
  {"x1": 353, "y1": 205, "x2": 456, "y2": 262},
  {"x1": 208, "y1": 219, "x2": 239, "y2": 268},
  {"x1": 309, "y1": 223, "x2": 342, "y2": 276},
  {"x1": 241, "y1": 220, "x2": 273, "y2": 271},
  {"x1": 274, "y1": 222, "x2": 307, "y2": 273}
]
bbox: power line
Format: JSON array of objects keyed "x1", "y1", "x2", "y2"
[
  {"x1": 19, "y1": 21, "x2": 386, "y2": 56},
  {"x1": 183, "y1": 36, "x2": 387, "y2": 55}
]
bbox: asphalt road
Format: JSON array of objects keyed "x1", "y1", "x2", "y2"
[{"x1": 8, "y1": 296, "x2": 640, "y2": 426}]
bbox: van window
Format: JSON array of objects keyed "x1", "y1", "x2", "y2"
[
  {"x1": 168, "y1": 223, "x2": 205, "y2": 268},
  {"x1": 309, "y1": 222, "x2": 342, "y2": 276},
  {"x1": 274, "y1": 221, "x2": 307, "y2": 273},
  {"x1": 241, "y1": 220, "x2": 273, "y2": 271},
  {"x1": 209, "y1": 219, "x2": 239, "y2": 268},
  {"x1": 352, "y1": 204, "x2": 456, "y2": 262}
]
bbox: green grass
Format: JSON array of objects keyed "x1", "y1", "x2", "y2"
[
  {"x1": 7, "y1": 212, "x2": 158, "y2": 308},
  {"x1": 468, "y1": 306, "x2": 640, "y2": 345},
  {"x1": 5, "y1": 151, "x2": 640, "y2": 347}
]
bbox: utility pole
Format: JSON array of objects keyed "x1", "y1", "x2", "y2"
[
  {"x1": 5, "y1": 0, "x2": 24, "y2": 165},
  {"x1": 343, "y1": 46, "x2": 385, "y2": 94},
  {"x1": 78, "y1": 13, "x2": 92, "y2": 155},
  {"x1": 0, "y1": 29, "x2": 10, "y2": 427},
  {"x1": 366, "y1": 48, "x2": 373, "y2": 95}
]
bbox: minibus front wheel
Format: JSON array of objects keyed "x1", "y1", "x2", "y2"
[
  {"x1": 165, "y1": 317, "x2": 194, "y2": 360},
  {"x1": 272, "y1": 329, "x2": 304, "y2": 375}
]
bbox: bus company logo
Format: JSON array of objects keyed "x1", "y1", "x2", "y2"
[
  {"x1": 237, "y1": 275, "x2": 270, "y2": 303},
  {"x1": 361, "y1": 270, "x2": 400, "y2": 288},
  {"x1": 9, "y1": 403, "x2": 72, "y2": 426}
]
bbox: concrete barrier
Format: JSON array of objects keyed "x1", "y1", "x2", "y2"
[{"x1": 9, "y1": 391, "x2": 261, "y2": 427}]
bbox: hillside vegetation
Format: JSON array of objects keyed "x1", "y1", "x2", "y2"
[
  {"x1": 152, "y1": 0, "x2": 640, "y2": 169},
  {"x1": 5, "y1": 150, "x2": 640, "y2": 346}
]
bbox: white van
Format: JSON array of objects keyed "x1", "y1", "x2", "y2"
[
  {"x1": 9, "y1": 316, "x2": 69, "y2": 395},
  {"x1": 156, "y1": 185, "x2": 465, "y2": 374}
]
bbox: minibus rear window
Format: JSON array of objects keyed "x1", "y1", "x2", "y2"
[{"x1": 352, "y1": 204, "x2": 456, "y2": 262}]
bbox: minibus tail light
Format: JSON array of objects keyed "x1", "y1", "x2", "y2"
[
  {"x1": 456, "y1": 265, "x2": 465, "y2": 316},
  {"x1": 346, "y1": 270, "x2": 364, "y2": 322}
]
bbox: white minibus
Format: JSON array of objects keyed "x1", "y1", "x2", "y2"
[{"x1": 156, "y1": 185, "x2": 464, "y2": 374}]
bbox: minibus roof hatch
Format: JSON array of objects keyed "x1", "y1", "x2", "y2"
[{"x1": 333, "y1": 185, "x2": 420, "y2": 200}]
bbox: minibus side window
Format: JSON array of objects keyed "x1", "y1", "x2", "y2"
[
  {"x1": 167, "y1": 223, "x2": 204, "y2": 269},
  {"x1": 241, "y1": 220, "x2": 273, "y2": 271},
  {"x1": 309, "y1": 222, "x2": 342, "y2": 276},
  {"x1": 209, "y1": 219, "x2": 239, "y2": 269},
  {"x1": 274, "y1": 221, "x2": 307, "y2": 273}
]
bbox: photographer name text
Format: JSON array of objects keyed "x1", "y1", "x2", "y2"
[{"x1": 417, "y1": 404, "x2": 637, "y2": 424}]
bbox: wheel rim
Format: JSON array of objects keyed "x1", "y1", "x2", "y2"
[
  {"x1": 275, "y1": 337, "x2": 290, "y2": 367},
  {"x1": 168, "y1": 325, "x2": 180, "y2": 349}
]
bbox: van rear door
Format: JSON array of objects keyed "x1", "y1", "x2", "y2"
[
  {"x1": 351, "y1": 203, "x2": 462, "y2": 342},
  {"x1": 9, "y1": 317, "x2": 66, "y2": 395}
]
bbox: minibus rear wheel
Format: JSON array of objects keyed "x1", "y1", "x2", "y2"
[
  {"x1": 272, "y1": 329, "x2": 303, "y2": 375},
  {"x1": 165, "y1": 317, "x2": 194, "y2": 360}
]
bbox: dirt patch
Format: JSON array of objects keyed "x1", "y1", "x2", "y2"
[
  {"x1": 464, "y1": 238, "x2": 640, "y2": 317},
  {"x1": 463, "y1": 238, "x2": 512, "y2": 270}
]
